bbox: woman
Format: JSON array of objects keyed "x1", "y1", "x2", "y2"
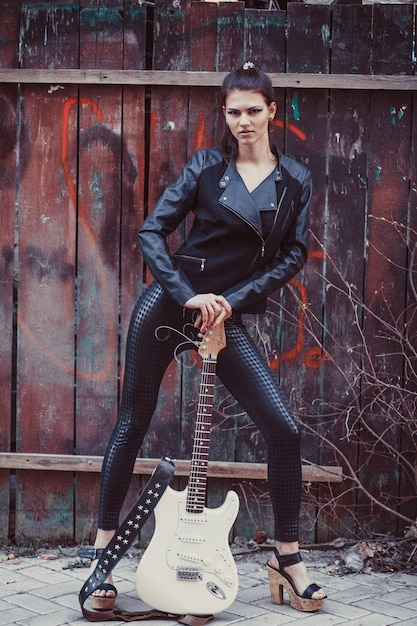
[{"x1": 89, "y1": 63, "x2": 326, "y2": 613}]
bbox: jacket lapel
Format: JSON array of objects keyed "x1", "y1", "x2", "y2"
[{"x1": 217, "y1": 160, "x2": 262, "y2": 233}]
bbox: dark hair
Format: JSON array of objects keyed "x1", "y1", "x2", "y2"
[{"x1": 220, "y1": 64, "x2": 276, "y2": 157}]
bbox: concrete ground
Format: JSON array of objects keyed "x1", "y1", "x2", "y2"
[{"x1": 1, "y1": 546, "x2": 417, "y2": 626}]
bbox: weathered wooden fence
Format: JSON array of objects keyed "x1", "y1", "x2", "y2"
[{"x1": 0, "y1": 0, "x2": 416, "y2": 545}]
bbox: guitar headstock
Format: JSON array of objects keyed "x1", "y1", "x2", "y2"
[{"x1": 198, "y1": 321, "x2": 226, "y2": 360}]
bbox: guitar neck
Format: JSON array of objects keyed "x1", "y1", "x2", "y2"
[{"x1": 186, "y1": 356, "x2": 217, "y2": 514}]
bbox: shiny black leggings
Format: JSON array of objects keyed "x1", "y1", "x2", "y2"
[{"x1": 99, "y1": 282, "x2": 301, "y2": 542}]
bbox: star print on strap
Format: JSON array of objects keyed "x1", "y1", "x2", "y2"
[{"x1": 79, "y1": 457, "x2": 175, "y2": 614}]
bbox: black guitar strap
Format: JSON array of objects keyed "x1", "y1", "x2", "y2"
[{"x1": 78, "y1": 457, "x2": 213, "y2": 626}]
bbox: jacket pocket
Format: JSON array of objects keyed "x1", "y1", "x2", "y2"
[{"x1": 174, "y1": 254, "x2": 206, "y2": 272}]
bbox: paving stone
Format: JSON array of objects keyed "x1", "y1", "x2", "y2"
[
  {"x1": 283, "y1": 613, "x2": 346, "y2": 625},
  {"x1": 312, "y1": 598, "x2": 370, "y2": 620},
  {"x1": 18, "y1": 565, "x2": 73, "y2": 586},
  {"x1": 15, "y1": 608, "x2": 90, "y2": 626},
  {"x1": 0, "y1": 567, "x2": 31, "y2": 584},
  {"x1": 5, "y1": 592, "x2": 61, "y2": 614},
  {"x1": 226, "y1": 599, "x2": 283, "y2": 620},
  {"x1": 354, "y1": 597, "x2": 416, "y2": 620},
  {"x1": 329, "y1": 582, "x2": 388, "y2": 603},
  {"x1": 0, "y1": 606, "x2": 36, "y2": 625},
  {"x1": 236, "y1": 583, "x2": 271, "y2": 603},
  {"x1": 222, "y1": 613, "x2": 294, "y2": 625},
  {"x1": 378, "y1": 588, "x2": 417, "y2": 605},
  {"x1": 32, "y1": 579, "x2": 81, "y2": 600},
  {"x1": 385, "y1": 573, "x2": 417, "y2": 587},
  {"x1": 0, "y1": 577, "x2": 45, "y2": 594},
  {"x1": 335, "y1": 616, "x2": 400, "y2": 626}
]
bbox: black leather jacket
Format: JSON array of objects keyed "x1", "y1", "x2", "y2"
[{"x1": 139, "y1": 146, "x2": 312, "y2": 314}]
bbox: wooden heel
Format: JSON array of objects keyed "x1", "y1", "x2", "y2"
[{"x1": 266, "y1": 564, "x2": 284, "y2": 605}]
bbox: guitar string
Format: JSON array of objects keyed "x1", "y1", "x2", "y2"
[
  {"x1": 188, "y1": 358, "x2": 217, "y2": 511},
  {"x1": 154, "y1": 323, "x2": 223, "y2": 512}
]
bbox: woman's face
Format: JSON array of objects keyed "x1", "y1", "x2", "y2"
[{"x1": 223, "y1": 89, "x2": 276, "y2": 148}]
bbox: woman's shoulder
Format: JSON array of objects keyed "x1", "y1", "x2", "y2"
[
  {"x1": 190, "y1": 147, "x2": 224, "y2": 166},
  {"x1": 277, "y1": 150, "x2": 311, "y2": 184},
  {"x1": 184, "y1": 148, "x2": 226, "y2": 181}
]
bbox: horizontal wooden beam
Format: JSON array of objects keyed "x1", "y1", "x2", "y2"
[
  {"x1": 0, "y1": 452, "x2": 342, "y2": 483},
  {"x1": 0, "y1": 69, "x2": 416, "y2": 91}
]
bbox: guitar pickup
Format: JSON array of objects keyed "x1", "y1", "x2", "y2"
[{"x1": 176, "y1": 566, "x2": 202, "y2": 581}]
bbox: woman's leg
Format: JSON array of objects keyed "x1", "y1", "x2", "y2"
[
  {"x1": 92, "y1": 283, "x2": 186, "y2": 597},
  {"x1": 216, "y1": 318, "x2": 325, "y2": 601},
  {"x1": 98, "y1": 283, "x2": 184, "y2": 529}
]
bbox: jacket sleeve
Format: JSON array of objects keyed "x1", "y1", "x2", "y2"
[
  {"x1": 138, "y1": 150, "x2": 205, "y2": 307},
  {"x1": 222, "y1": 169, "x2": 312, "y2": 311}
]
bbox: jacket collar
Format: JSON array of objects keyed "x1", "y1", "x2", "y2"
[{"x1": 217, "y1": 155, "x2": 282, "y2": 233}]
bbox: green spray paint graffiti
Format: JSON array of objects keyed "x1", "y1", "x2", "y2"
[{"x1": 291, "y1": 92, "x2": 300, "y2": 121}]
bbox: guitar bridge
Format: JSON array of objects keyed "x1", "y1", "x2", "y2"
[{"x1": 176, "y1": 566, "x2": 202, "y2": 581}]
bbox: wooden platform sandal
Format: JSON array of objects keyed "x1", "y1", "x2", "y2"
[
  {"x1": 79, "y1": 547, "x2": 118, "y2": 611},
  {"x1": 266, "y1": 548, "x2": 326, "y2": 613}
]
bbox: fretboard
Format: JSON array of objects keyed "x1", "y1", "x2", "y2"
[{"x1": 186, "y1": 357, "x2": 217, "y2": 514}]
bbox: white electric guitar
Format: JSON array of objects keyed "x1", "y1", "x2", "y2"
[{"x1": 135, "y1": 322, "x2": 239, "y2": 616}]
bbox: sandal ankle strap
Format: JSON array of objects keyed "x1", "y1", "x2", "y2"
[
  {"x1": 78, "y1": 547, "x2": 105, "y2": 560},
  {"x1": 273, "y1": 547, "x2": 303, "y2": 568}
]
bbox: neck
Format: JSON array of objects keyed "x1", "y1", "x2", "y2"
[{"x1": 236, "y1": 140, "x2": 276, "y2": 166}]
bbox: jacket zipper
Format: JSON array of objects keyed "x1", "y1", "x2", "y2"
[{"x1": 259, "y1": 187, "x2": 288, "y2": 257}]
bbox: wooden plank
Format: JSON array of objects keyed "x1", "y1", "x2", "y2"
[
  {"x1": 359, "y1": 86, "x2": 412, "y2": 534},
  {"x1": 315, "y1": 3, "x2": 373, "y2": 541},
  {"x1": 79, "y1": 5, "x2": 124, "y2": 69},
  {"x1": 19, "y1": 3, "x2": 79, "y2": 68},
  {"x1": 283, "y1": 2, "x2": 332, "y2": 543},
  {"x1": 0, "y1": 86, "x2": 18, "y2": 543},
  {"x1": 0, "y1": 453, "x2": 343, "y2": 483},
  {"x1": 287, "y1": 3, "x2": 331, "y2": 74},
  {"x1": 331, "y1": 4, "x2": 372, "y2": 74},
  {"x1": 320, "y1": 96, "x2": 370, "y2": 540},
  {"x1": 118, "y1": 0, "x2": 147, "y2": 388},
  {"x1": 372, "y1": 4, "x2": 414, "y2": 75},
  {"x1": 400, "y1": 86, "x2": 417, "y2": 524},
  {"x1": 153, "y1": 0, "x2": 190, "y2": 72},
  {"x1": 244, "y1": 9, "x2": 286, "y2": 72},
  {"x1": 332, "y1": 4, "x2": 373, "y2": 74},
  {"x1": 217, "y1": 2, "x2": 245, "y2": 71},
  {"x1": 0, "y1": 1, "x2": 21, "y2": 543},
  {"x1": 2, "y1": 68, "x2": 417, "y2": 90},
  {"x1": 75, "y1": 2, "x2": 127, "y2": 542},
  {"x1": 0, "y1": 3, "x2": 20, "y2": 68},
  {"x1": 74, "y1": 85, "x2": 123, "y2": 540},
  {"x1": 188, "y1": 2, "x2": 219, "y2": 153},
  {"x1": 357, "y1": 5, "x2": 414, "y2": 535},
  {"x1": 15, "y1": 4, "x2": 78, "y2": 541},
  {"x1": 123, "y1": 1, "x2": 147, "y2": 70}
]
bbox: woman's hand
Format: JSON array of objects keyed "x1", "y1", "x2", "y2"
[{"x1": 184, "y1": 293, "x2": 232, "y2": 332}]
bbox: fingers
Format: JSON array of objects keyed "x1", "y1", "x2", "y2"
[
  {"x1": 184, "y1": 294, "x2": 232, "y2": 332},
  {"x1": 199, "y1": 298, "x2": 231, "y2": 332}
]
